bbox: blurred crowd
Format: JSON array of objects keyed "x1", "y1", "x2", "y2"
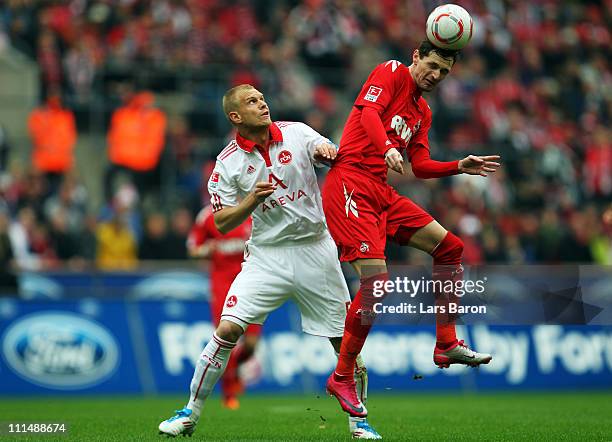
[{"x1": 0, "y1": 0, "x2": 611, "y2": 286}]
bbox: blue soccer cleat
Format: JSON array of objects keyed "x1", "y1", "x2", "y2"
[
  {"x1": 158, "y1": 408, "x2": 196, "y2": 437},
  {"x1": 351, "y1": 419, "x2": 382, "y2": 439}
]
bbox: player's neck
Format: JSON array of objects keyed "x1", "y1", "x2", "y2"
[
  {"x1": 408, "y1": 65, "x2": 419, "y2": 90},
  {"x1": 239, "y1": 126, "x2": 270, "y2": 149}
]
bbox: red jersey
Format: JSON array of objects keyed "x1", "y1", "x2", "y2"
[
  {"x1": 187, "y1": 206, "x2": 251, "y2": 282},
  {"x1": 335, "y1": 60, "x2": 433, "y2": 181}
]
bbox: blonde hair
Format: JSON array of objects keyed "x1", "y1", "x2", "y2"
[{"x1": 222, "y1": 84, "x2": 256, "y2": 122}]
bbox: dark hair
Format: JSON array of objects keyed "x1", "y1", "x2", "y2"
[{"x1": 418, "y1": 40, "x2": 459, "y2": 65}]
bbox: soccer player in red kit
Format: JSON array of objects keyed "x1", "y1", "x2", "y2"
[
  {"x1": 323, "y1": 41, "x2": 499, "y2": 417},
  {"x1": 187, "y1": 206, "x2": 259, "y2": 409}
]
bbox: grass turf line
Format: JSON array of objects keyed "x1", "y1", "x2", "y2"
[{"x1": 0, "y1": 392, "x2": 610, "y2": 441}]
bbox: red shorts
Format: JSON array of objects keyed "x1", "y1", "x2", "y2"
[
  {"x1": 211, "y1": 276, "x2": 262, "y2": 337},
  {"x1": 322, "y1": 165, "x2": 433, "y2": 262}
]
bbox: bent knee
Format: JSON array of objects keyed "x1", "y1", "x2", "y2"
[
  {"x1": 432, "y1": 231, "x2": 464, "y2": 263},
  {"x1": 216, "y1": 320, "x2": 244, "y2": 343}
]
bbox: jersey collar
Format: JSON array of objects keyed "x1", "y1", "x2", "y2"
[{"x1": 235, "y1": 122, "x2": 283, "y2": 153}]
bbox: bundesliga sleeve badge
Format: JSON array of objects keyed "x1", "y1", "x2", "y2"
[
  {"x1": 364, "y1": 86, "x2": 383, "y2": 103},
  {"x1": 209, "y1": 171, "x2": 220, "y2": 188}
]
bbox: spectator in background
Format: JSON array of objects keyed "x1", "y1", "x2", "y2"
[
  {"x1": 77, "y1": 213, "x2": 98, "y2": 263},
  {"x1": 287, "y1": 0, "x2": 361, "y2": 89},
  {"x1": 8, "y1": 206, "x2": 42, "y2": 271},
  {"x1": 47, "y1": 207, "x2": 81, "y2": 263},
  {"x1": 592, "y1": 205, "x2": 612, "y2": 265},
  {"x1": 559, "y1": 212, "x2": 594, "y2": 263},
  {"x1": 271, "y1": 40, "x2": 316, "y2": 120},
  {"x1": 36, "y1": 28, "x2": 62, "y2": 99},
  {"x1": 0, "y1": 124, "x2": 10, "y2": 172},
  {"x1": 27, "y1": 91, "x2": 77, "y2": 193},
  {"x1": 139, "y1": 212, "x2": 171, "y2": 261},
  {"x1": 64, "y1": 37, "x2": 100, "y2": 102},
  {"x1": 165, "y1": 207, "x2": 191, "y2": 260},
  {"x1": 16, "y1": 169, "x2": 48, "y2": 220},
  {"x1": 0, "y1": 204, "x2": 18, "y2": 295},
  {"x1": 584, "y1": 124, "x2": 612, "y2": 201},
  {"x1": 167, "y1": 115, "x2": 201, "y2": 207},
  {"x1": 43, "y1": 174, "x2": 87, "y2": 234},
  {"x1": 105, "y1": 90, "x2": 167, "y2": 203},
  {"x1": 96, "y1": 196, "x2": 137, "y2": 271}
]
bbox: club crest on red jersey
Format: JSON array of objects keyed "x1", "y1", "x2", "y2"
[
  {"x1": 225, "y1": 295, "x2": 238, "y2": 308},
  {"x1": 278, "y1": 150, "x2": 292, "y2": 165},
  {"x1": 364, "y1": 86, "x2": 383, "y2": 103}
]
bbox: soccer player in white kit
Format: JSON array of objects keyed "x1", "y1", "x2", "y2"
[{"x1": 158, "y1": 84, "x2": 381, "y2": 439}]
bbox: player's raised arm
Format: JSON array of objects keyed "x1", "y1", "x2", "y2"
[
  {"x1": 410, "y1": 148, "x2": 501, "y2": 179},
  {"x1": 213, "y1": 182, "x2": 274, "y2": 234},
  {"x1": 458, "y1": 154, "x2": 501, "y2": 177}
]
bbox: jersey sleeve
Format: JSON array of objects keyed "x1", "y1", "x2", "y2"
[
  {"x1": 208, "y1": 160, "x2": 238, "y2": 213},
  {"x1": 297, "y1": 123, "x2": 333, "y2": 165},
  {"x1": 354, "y1": 61, "x2": 401, "y2": 112}
]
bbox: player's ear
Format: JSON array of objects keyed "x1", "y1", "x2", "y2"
[
  {"x1": 412, "y1": 49, "x2": 420, "y2": 66},
  {"x1": 228, "y1": 111, "x2": 241, "y2": 125}
]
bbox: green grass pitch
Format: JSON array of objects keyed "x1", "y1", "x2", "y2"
[{"x1": 0, "y1": 392, "x2": 611, "y2": 441}]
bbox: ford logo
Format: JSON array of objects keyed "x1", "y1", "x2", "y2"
[{"x1": 1, "y1": 312, "x2": 119, "y2": 389}]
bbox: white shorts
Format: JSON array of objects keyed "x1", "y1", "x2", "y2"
[{"x1": 220, "y1": 234, "x2": 351, "y2": 338}]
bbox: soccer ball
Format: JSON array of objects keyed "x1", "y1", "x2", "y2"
[{"x1": 426, "y1": 4, "x2": 473, "y2": 51}]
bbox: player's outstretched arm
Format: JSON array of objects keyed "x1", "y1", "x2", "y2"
[
  {"x1": 214, "y1": 182, "x2": 275, "y2": 233},
  {"x1": 458, "y1": 155, "x2": 501, "y2": 177}
]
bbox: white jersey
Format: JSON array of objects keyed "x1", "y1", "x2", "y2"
[{"x1": 208, "y1": 121, "x2": 331, "y2": 246}]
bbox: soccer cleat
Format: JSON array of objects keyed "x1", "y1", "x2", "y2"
[
  {"x1": 158, "y1": 408, "x2": 196, "y2": 437},
  {"x1": 326, "y1": 373, "x2": 368, "y2": 418},
  {"x1": 222, "y1": 396, "x2": 240, "y2": 410},
  {"x1": 434, "y1": 339, "x2": 492, "y2": 368},
  {"x1": 350, "y1": 419, "x2": 382, "y2": 439}
]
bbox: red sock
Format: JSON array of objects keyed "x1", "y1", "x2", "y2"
[
  {"x1": 431, "y1": 232, "x2": 464, "y2": 347},
  {"x1": 221, "y1": 350, "x2": 240, "y2": 398},
  {"x1": 336, "y1": 272, "x2": 388, "y2": 377},
  {"x1": 233, "y1": 343, "x2": 253, "y2": 365},
  {"x1": 336, "y1": 289, "x2": 372, "y2": 376}
]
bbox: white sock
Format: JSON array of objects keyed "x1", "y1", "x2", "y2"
[
  {"x1": 349, "y1": 354, "x2": 369, "y2": 430},
  {"x1": 354, "y1": 354, "x2": 368, "y2": 405},
  {"x1": 186, "y1": 333, "x2": 235, "y2": 421}
]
